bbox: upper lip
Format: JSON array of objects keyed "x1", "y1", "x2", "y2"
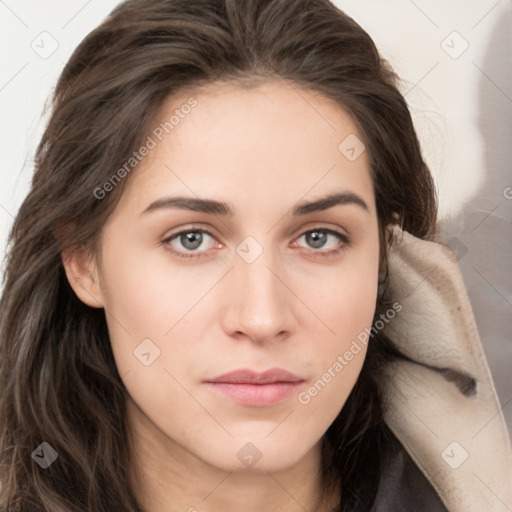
[{"x1": 205, "y1": 368, "x2": 304, "y2": 384}]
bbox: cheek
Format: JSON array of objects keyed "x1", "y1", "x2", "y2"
[
  {"x1": 302, "y1": 241, "x2": 380, "y2": 348},
  {"x1": 318, "y1": 270, "x2": 378, "y2": 337},
  {"x1": 98, "y1": 238, "x2": 226, "y2": 383},
  {"x1": 295, "y1": 240, "x2": 379, "y2": 405},
  {"x1": 97, "y1": 242, "x2": 176, "y2": 372},
  {"x1": 100, "y1": 242, "x2": 188, "y2": 334},
  {"x1": 296, "y1": 279, "x2": 375, "y2": 412}
]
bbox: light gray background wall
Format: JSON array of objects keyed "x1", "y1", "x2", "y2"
[{"x1": 1, "y1": 0, "x2": 511, "y2": 438}]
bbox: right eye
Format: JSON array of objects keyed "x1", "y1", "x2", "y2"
[{"x1": 162, "y1": 227, "x2": 219, "y2": 259}]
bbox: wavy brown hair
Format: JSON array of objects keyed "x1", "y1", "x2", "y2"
[{"x1": 0, "y1": 0, "x2": 437, "y2": 510}]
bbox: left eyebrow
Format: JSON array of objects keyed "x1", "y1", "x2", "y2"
[
  {"x1": 292, "y1": 192, "x2": 369, "y2": 215},
  {"x1": 140, "y1": 191, "x2": 369, "y2": 216}
]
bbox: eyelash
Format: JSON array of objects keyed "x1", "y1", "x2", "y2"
[{"x1": 161, "y1": 225, "x2": 350, "y2": 260}]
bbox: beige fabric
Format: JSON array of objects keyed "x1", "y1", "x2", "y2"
[{"x1": 381, "y1": 225, "x2": 512, "y2": 512}]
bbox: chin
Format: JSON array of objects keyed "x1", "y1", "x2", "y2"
[{"x1": 198, "y1": 434, "x2": 318, "y2": 474}]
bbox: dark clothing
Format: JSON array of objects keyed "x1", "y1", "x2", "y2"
[{"x1": 369, "y1": 427, "x2": 449, "y2": 512}]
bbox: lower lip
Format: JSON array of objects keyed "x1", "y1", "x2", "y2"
[{"x1": 204, "y1": 381, "x2": 303, "y2": 406}]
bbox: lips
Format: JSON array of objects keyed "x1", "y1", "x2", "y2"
[
  {"x1": 205, "y1": 368, "x2": 304, "y2": 385},
  {"x1": 203, "y1": 368, "x2": 305, "y2": 407}
]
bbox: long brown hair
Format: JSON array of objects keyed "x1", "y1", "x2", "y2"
[{"x1": 0, "y1": 0, "x2": 437, "y2": 510}]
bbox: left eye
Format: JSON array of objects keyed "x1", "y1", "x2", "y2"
[
  {"x1": 162, "y1": 227, "x2": 349, "y2": 259},
  {"x1": 295, "y1": 228, "x2": 348, "y2": 251}
]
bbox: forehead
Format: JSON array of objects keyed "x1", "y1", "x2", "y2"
[{"x1": 115, "y1": 79, "x2": 374, "y2": 216}]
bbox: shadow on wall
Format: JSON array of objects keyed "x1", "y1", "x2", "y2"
[{"x1": 439, "y1": 6, "x2": 512, "y2": 438}]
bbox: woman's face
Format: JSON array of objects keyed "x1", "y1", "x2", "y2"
[{"x1": 68, "y1": 80, "x2": 380, "y2": 474}]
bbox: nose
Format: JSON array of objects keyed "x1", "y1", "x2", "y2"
[{"x1": 222, "y1": 245, "x2": 295, "y2": 344}]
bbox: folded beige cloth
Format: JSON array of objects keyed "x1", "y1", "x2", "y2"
[{"x1": 381, "y1": 225, "x2": 512, "y2": 512}]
